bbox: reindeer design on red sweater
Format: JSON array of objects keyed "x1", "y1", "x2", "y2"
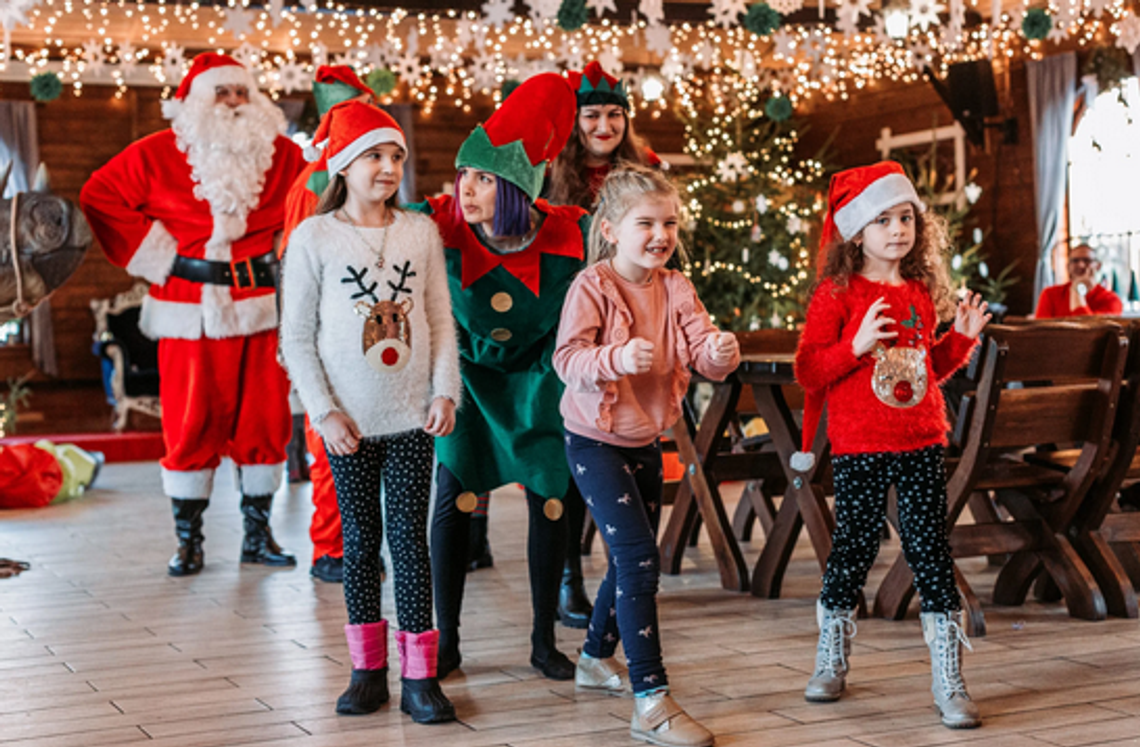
[
  {"x1": 870, "y1": 303, "x2": 928, "y2": 408},
  {"x1": 344, "y1": 260, "x2": 416, "y2": 373}
]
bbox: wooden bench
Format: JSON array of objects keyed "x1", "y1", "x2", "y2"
[{"x1": 872, "y1": 322, "x2": 1128, "y2": 636}]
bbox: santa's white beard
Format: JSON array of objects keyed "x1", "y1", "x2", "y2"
[{"x1": 172, "y1": 97, "x2": 285, "y2": 227}]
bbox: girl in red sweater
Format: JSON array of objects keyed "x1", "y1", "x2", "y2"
[{"x1": 793, "y1": 162, "x2": 989, "y2": 729}]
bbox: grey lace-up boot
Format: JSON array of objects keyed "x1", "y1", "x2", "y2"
[
  {"x1": 804, "y1": 600, "x2": 856, "y2": 702},
  {"x1": 921, "y1": 610, "x2": 981, "y2": 729}
]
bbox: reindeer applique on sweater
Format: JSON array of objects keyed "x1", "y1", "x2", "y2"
[{"x1": 344, "y1": 259, "x2": 417, "y2": 373}]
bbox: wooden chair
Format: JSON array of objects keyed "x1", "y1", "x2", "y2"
[
  {"x1": 90, "y1": 283, "x2": 161, "y2": 432},
  {"x1": 873, "y1": 322, "x2": 1128, "y2": 636}
]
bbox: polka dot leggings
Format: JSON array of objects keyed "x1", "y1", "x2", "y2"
[
  {"x1": 326, "y1": 429, "x2": 434, "y2": 632},
  {"x1": 820, "y1": 445, "x2": 960, "y2": 614}
]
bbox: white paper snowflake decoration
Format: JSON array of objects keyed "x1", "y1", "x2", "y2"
[
  {"x1": 82, "y1": 39, "x2": 107, "y2": 76},
  {"x1": 481, "y1": 0, "x2": 514, "y2": 30},
  {"x1": 908, "y1": 0, "x2": 943, "y2": 31},
  {"x1": 276, "y1": 61, "x2": 306, "y2": 94},
  {"x1": 162, "y1": 45, "x2": 186, "y2": 84},
  {"x1": 597, "y1": 48, "x2": 623, "y2": 76},
  {"x1": 117, "y1": 41, "x2": 138, "y2": 76},
  {"x1": 471, "y1": 50, "x2": 499, "y2": 90},
  {"x1": 755, "y1": 194, "x2": 769, "y2": 214},
  {"x1": 527, "y1": 0, "x2": 562, "y2": 22},
  {"x1": 394, "y1": 52, "x2": 420, "y2": 81},
  {"x1": 709, "y1": 0, "x2": 748, "y2": 29},
  {"x1": 639, "y1": 0, "x2": 665, "y2": 25},
  {"x1": 836, "y1": 8, "x2": 861, "y2": 36},
  {"x1": 768, "y1": 0, "x2": 803, "y2": 14},
  {"x1": 267, "y1": 0, "x2": 285, "y2": 27},
  {"x1": 786, "y1": 214, "x2": 804, "y2": 235},
  {"x1": 716, "y1": 152, "x2": 750, "y2": 183},
  {"x1": 1116, "y1": 13, "x2": 1140, "y2": 54},
  {"x1": 234, "y1": 42, "x2": 263, "y2": 70},
  {"x1": 1087, "y1": 0, "x2": 1111, "y2": 18},
  {"x1": 771, "y1": 29, "x2": 797, "y2": 59},
  {"x1": 556, "y1": 38, "x2": 585, "y2": 71},
  {"x1": 644, "y1": 24, "x2": 672, "y2": 57},
  {"x1": 222, "y1": 9, "x2": 254, "y2": 40},
  {"x1": 587, "y1": 0, "x2": 618, "y2": 17}
]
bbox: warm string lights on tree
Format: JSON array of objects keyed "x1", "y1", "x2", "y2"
[
  {"x1": 677, "y1": 74, "x2": 828, "y2": 331},
  {"x1": 0, "y1": 0, "x2": 1136, "y2": 109}
]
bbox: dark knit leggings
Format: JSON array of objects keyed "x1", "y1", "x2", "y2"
[
  {"x1": 820, "y1": 445, "x2": 961, "y2": 614},
  {"x1": 326, "y1": 429, "x2": 434, "y2": 632},
  {"x1": 431, "y1": 464, "x2": 567, "y2": 637}
]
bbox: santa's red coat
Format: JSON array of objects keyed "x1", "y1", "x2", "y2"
[{"x1": 81, "y1": 129, "x2": 305, "y2": 340}]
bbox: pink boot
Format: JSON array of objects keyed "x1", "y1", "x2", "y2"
[
  {"x1": 336, "y1": 621, "x2": 389, "y2": 715},
  {"x1": 395, "y1": 630, "x2": 456, "y2": 724}
]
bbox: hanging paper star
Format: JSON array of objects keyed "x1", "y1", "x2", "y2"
[
  {"x1": 222, "y1": 9, "x2": 254, "y2": 40},
  {"x1": 639, "y1": 0, "x2": 665, "y2": 25},
  {"x1": 716, "y1": 152, "x2": 750, "y2": 183},
  {"x1": 587, "y1": 0, "x2": 618, "y2": 17},
  {"x1": 481, "y1": 0, "x2": 514, "y2": 29},
  {"x1": 267, "y1": 0, "x2": 284, "y2": 27},
  {"x1": 276, "y1": 60, "x2": 306, "y2": 93},
  {"x1": 908, "y1": 0, "x2": 943, "y2": 31},
  {"x1": 709, "y1": 0, "x2": 748, "y2": 29},
  {"x1": 0, "y1": 0, "x2": 37, "y2": 31},
  {"x1": 644, "y1": 23, "x2": 672, "y2": 56}
]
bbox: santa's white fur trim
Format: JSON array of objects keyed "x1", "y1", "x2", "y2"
[
  {"x1": 235, "y1": 462, "x2": 284, "y2": 496},
  {"x1": 790, "y1": 451, "x2": 816, "y2": 473},
  {"x1": 127, "y1": 221, "x2": 179, "y2": 286},
  {"x1": 161, "y1": 98, "x2": 183, "y2": 120},
  {"x1": 834, "y1": 172, "x2": 925, "y2": 241},
  {"x1": 303, "y1": 140, "x2": 326, "y2": 163},
  {"x1": 326, "y1": 128, "x2": 407, "y2": 174},
  {"x1": 139, "y1": 290, "x2": 279, "y2": 340},
  {"x1": 162, "y1": 467, "x2": 215, "y2": 499}
]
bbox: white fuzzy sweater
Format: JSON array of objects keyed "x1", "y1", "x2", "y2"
[{"x1": 279, "y1": 210, "x2": 461, "y2": 438}]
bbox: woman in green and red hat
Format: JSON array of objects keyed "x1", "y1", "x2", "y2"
[
  {"x1": 413, "y1": 73, "x2": 588, "y2": 681},
  {"x1": 545, "y1": 61, "x2": 661, "y2": 629}
]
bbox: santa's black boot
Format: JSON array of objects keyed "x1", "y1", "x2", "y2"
[
  {"x1": 168, "y1": 498, "x2": 208, "y2": 577},
  {"x1": 239, "y1": 495, "x2": 297, "y2": 567}
]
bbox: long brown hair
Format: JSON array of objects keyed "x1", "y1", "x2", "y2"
[
  {"x1": 817, "y1": 209, "x2": 957, "y2": 321},
  {"x1": 315, "y1": 172, "x2": 400, "y2": 216},
  {"x1": 547, "y1": 111, "x2": 652, "y2": 210}
]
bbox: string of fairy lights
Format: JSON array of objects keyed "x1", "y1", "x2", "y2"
[{"x1": 0, "y1": 0, "x2": 1136, "y2": 117}]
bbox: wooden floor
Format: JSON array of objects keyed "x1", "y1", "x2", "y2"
[{"x1": 3, "y1": 465, "x2": 1140, "y2": 747}]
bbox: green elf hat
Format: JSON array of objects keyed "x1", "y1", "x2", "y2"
[
  {"x1": 312, "y1": 65, "x2": 372, "y2": 117},
  {"x1": 455, "y1": 73, "x2": 577, "y2": 202},
  {"x1": 566, "y1": 61, "x2": 629, "y2": 110}
]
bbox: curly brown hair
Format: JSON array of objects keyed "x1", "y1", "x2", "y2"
[
  {"x1": 547, "y1": 111, "x2": 652, "y2": 210},
  {"x1": 818, "y1": 209, "x2": 957, "y2": 321}
]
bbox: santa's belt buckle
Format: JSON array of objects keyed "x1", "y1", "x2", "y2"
[{"x1": 230, "y1": 258, "x2": 256, "y2": 289}]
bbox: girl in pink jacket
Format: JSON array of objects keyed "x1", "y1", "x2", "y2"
[{"x1": 553, "y1": 165, "x2": 739, "y2": 747}]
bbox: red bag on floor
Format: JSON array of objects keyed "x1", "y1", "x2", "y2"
[{"x1": 0, "y1": 444, "x2": 63, "y2": 508}]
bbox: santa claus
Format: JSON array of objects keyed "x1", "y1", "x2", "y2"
[{"x1": 81, "y1": 52, "x2": 306, "y2": 576}]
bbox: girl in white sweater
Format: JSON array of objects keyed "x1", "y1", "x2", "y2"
[{"x1": 279, "y1": 101, "x2": 460, "y2": 724}]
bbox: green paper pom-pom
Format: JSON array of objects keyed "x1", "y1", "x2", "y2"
[
  {"x1": 744, "y1": 3, "x2": 782, "y2": 36},
  {"x1": 1021, "y1": 7, "x2": 1052, "y2": 40},
  {"x1": 30, "y1": 72, "x2": 62, "y2": 102},
  {"x1": 365, "y1": 68, "x2": 398, "y2": 96},
  {"x1": 557, "y1": 0, "x2": 589, "y2": 32},
  {"x1": 765, "y1": 95, "x2": 793, "y2": 122},
  {"x1": 502, "y1": 79, "x2": 521, "y2": 100}
]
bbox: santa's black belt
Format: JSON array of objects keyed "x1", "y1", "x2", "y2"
[{"x1": 171, "y1": 251, "x2": 279, "y2": 289}]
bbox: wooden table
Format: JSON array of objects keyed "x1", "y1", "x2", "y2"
[{"x1": 658, "y1": 352, "x2": 836, "y2": 596}]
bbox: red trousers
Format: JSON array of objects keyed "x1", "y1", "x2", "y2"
[
  {"x1": 158, "y1": 331, "x2": 291, "y2": 499},
  {"x1": 304, "y1": 419, "x2": 342, "y2": 561}
]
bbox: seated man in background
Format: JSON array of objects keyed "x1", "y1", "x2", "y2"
[{"x1": 1035, "y1": 244, "x2": 1123, "y2": 318}]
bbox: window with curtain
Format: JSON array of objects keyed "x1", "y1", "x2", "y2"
[{"x1": 1068, "y1": 77, "x2": 1140, "y2": 306}]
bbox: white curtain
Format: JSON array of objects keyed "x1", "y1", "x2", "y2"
[
  {"x1": 1027, "y1": 52, "x2": 1077, "y2": 312},
  {"x1": 0, "y1": 101, "x2": 57, "y2": 377}
]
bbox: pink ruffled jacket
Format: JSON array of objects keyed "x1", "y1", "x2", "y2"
[{"x1": 554, "y1": 262, "x2": 740, "y2": 448}]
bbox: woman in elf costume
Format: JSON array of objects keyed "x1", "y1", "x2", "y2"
[{"x1": 413, "y1": 73, "x2": 588, "y2": 681}]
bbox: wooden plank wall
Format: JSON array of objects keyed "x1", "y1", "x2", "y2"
[
  {"x1": 1, "y1": 67, "x2": 1033, "y2": 385},
  {"x1": 794, "y1": 59, "x2": 1039, "y2": 316}
]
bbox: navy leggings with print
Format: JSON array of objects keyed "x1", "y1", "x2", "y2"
[
  {"x1": 326, "y1": 429, "x2": 435, "y2": 633},
  {"x1": 820, "y1": 444, "x2": 960, "y2": 614},
  {"x1": 566, "y1": 431, "x2": 667, "y2": 695}
]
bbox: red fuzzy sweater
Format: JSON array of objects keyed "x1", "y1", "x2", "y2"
[{"x1": 795, "y1": 275, "x2": 976, "y2": 457}]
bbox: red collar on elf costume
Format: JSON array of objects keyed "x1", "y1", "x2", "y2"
[
  {"x1": 306, "y1": 100, "x2": 406, "y2": 175},
  {"x1": 793, "y1": 161, "x2": 926, "y2": 473},
  {"x1": 816, "y1": 160, "x2": 925, "y2": 271},
  {"x1": 162, "y1": 52, "x2": 255, "y2": 120}
]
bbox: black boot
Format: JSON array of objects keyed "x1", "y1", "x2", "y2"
[
  {"x1": 530, "y1": 624, "x2": 574, "y2": 681},
  {"x1": 400, "y1": 677, "x2": 456, "y2": 724},
  {"x1": 336, "y1": 668, "x2": 390, "y2": 715},
  {"x1": 239, "y1": 495, "x2": 297, "y2": 566},
  {"x1": 557, "y1": 563, "x2": 593, "y2": 629},
  {"x1": 168, "y1": 498, "x2": 208, "y2": 577},
  {"x1": 437, "y1": 628, "x2": 462, "y2": 679}
]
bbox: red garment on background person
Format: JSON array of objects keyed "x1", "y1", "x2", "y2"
[
  {"x1": 303, "y1": 418, "x2": 341, "y2": 561},
  {"x1": 0, "y1": 445, "x2": 62, "y2": 509},
  {"x1": 1035, "y1": 282, "x2": 1123, "y2": 319}
]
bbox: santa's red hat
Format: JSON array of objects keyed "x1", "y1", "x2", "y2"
[
  {"x1": 162, "y1": 52, "x2": 256, "y2": 120},
  {"x1": 454, "y1": 72, "x2": 576, "y2": 201},
  {"x1": 816, "y1": 160, "x2": 925, "y2": 272},
  {"x1": 313, "y1": 65, "x2": 372, "y2": 116},
  {"x1": 310, "y1": 100, "x2": 406, "y2": 175}
]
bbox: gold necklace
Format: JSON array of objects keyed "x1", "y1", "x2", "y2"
[{"x1": 340, "y1": 208, "x2": 391, "y2": 269}]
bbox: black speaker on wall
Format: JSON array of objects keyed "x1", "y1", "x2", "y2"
[{"x1": 927, "y1": 59, "x2": 1012, "y2": 147}]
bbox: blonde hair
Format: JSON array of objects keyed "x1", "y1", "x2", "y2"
[
  {"x1": 588, "y1": 164, "x2": 686, "y2": 266},
  {"x1": 818, "y1": 208, "x2": 957, "y2": 321}
]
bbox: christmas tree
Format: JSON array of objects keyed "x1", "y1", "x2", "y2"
[{"x1": 676, "y1": 83, "x2": 829, "y2": 331}]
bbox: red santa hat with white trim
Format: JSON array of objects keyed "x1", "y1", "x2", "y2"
[
  {"x1": 791, "y1": 161, "x2": 925, "y2": 473},
  {"x1": 308, "y1": 100, "x2": 406, "y2": 175},
  {"x1": 161, "y1": 52, "x2": 259, "y2": 120}
]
